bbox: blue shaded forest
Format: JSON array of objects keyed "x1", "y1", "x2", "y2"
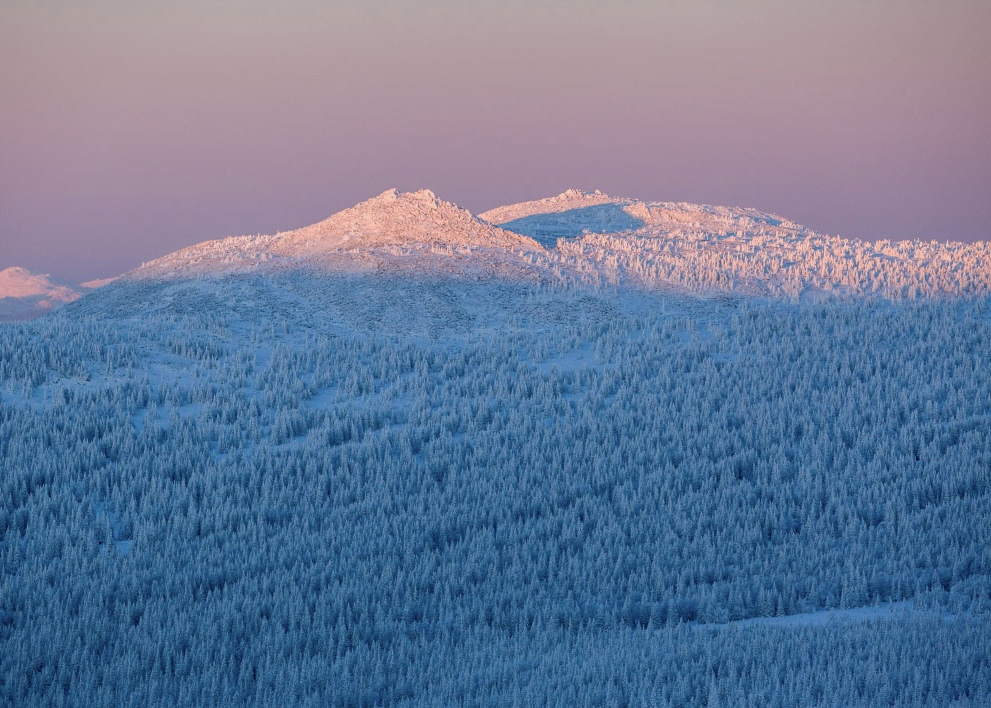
[{"x1": 1, "y1": 274, "x2": 990, "y2": 705}]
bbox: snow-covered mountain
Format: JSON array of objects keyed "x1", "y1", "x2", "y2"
[
  {"x1": 0, "y1": 267, "x2": 82, "y2": 321},
  {"x1": 5, "y1": 188, "x2": 989, "y2": 323},
  {"x1": 127, "y1": 188, "x2": 991, "y2": 302},
  {"x1": 4, "y1": 189, "x2": 991, "y2": 705},
  {"x1": 485, "y1": 188, "x2": 991, "y2": 299},
  {"x1": 134, "y1": 188, "x2": 544, "y2": 280},
  {"x1": 480, "y1": 188, "x2": 809, "y2": 244}
]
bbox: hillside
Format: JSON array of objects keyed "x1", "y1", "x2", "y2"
[
  {"x1": 2, "y1": 191, "x2": 990, "y2": 704},
  {"x1": 133, "y1": 189, "x2": 545, "y2": 281},
  {"x1": 128, "y1": 188, "x2": 991, "y2": 303},
  {"x1": 485, "y1": 189, "x2": 991, "y2": 300},
  {"x1": 4, "y1": 270, "x2": 991, "y2": 704},
  {"x1": 8, "y1": 189, "x2": 986, "y2": 313}
]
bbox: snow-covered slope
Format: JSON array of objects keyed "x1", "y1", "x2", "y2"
[
  {"x1": 124, "y1": 187, "x2": 991, "y2": 301},
  {"x1": 485, "y1": 189, "x2": 991, "y2": 300},
  {"x1": 5, "y1": 263, "x2": 991, "y2": 705},
  {"x1": 79, "y1": 276, "x2": 119, "y2": 290},
  {"x1": 480, "y1": 188, "x2": 808, "y2": 243},
  {"x1": 0, "y1": 267, "x2": 81, "y2": 321},
  {"x1": 274, "y1": 188, "x2": 537, "y2": 253},
  {"x1": 5, "y1": 192, "x2": 991, "y2": 705},
  {"x1": 134, "y1": 189, "x2": 545, "y2": 280}
]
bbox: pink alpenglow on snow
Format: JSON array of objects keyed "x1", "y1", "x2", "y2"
[
  {"x1": 0, "y1": 267, "x2": 81, "y2": 321},
  {"x1": 130, "y1": 188, "x2": 991, "y2": 302},
  {"x1": 1, "y1": 1, "x2": 989, "y2": 284}
]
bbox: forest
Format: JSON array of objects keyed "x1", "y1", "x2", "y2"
[{"x1": 1, "y1": 272, "x2": 990, "y2": 705}]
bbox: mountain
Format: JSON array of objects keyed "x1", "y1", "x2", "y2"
[
  {"x1": 484, "y1": 188, "x2": 991, "y2": 299},
  {"x1": 6, "y1": 188, "x2": 991, "y2": 324},
  {"x1": 479, "y1": 188, "x2": 808, "y2": 244},
  {"x1": 130, "y1": 187, "x2": 991, "y2": 302},
  {"x1": 3, "y1": 189, "x2": 991, "y2": 705},
  {"x1": 0, "y1": 267, "x2": 82, "y2": 321},
  {"x1": 272, "y1": 188, "x2": 537, "y2": 253},
  {"x1": 79, "y1": 276, "x2": 118, "y2": 289},
  {"x1": 133, "y1": 189, "x2": 544, "y2": 280}
]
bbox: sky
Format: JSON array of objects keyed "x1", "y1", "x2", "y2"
[{"x1": 2, "y1": 0, "x2": 989, "y2": 283}]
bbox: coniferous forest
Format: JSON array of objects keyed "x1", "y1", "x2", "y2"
[{"x1": 2, "y1": 273, "x2": 990, "y2": 705}]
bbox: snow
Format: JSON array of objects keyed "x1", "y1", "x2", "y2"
[
  {"x1": 0, "y1": 267, "x2": 82, "y2": 321},
  {"x1": 3, "y1": 238, "x2": 990, "y2": 704},
  {"x1": 0, "y1": 267, "x2": 117, "y2": 321},
  {"x1": 5, "y1": 189, "x2": 990, "y2": 316},
  {"x1": 121, "y1": 188, "x2": 991, "y2": 303},
  {"x1": 536, "y1": 344, "x2": 602, "y2": 374},
  {"x1": 496, "y1": 203, "x2": 647, "y2": 247},
  {"x1": 710, "y1": 602, "x2": 919, "y2": 629},
  {"x1": 92, "y1": 498, "x2": 132, "y2": 556},
  {"x1": 131, "y1": 188, "x2": 544, "y2": 280},
  {"x1": 80, "y1": 276, "x2": 118, "y2": 289},
  {"x1": 478, "y1": 188, "x2": 619, "y2": 225}
]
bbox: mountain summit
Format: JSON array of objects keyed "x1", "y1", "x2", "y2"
[
  {"x1": 271, "y1": 188, "x2": 539, "y2": 254},
  {"x1": 134, "y1": 189, "x2": 543, "y2": 278},
  {"x1": 43, "y1": 187, "x2": 991, "y2": 303},
  {"x1": 481, "y1": 188, "x2": 807, "y2": 245}
]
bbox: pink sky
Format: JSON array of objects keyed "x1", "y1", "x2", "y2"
[{"x1": 2, "y1": 1, "x2": 989, "y2": 283}]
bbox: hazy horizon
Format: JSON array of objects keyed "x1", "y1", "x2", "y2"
[{"x1": 2, "y1": 0, "x2": 989, "y2": 284}]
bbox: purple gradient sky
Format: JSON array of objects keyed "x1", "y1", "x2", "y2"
[{"x1": 2, "y1": 0, "x2": 989, "y2": 283}]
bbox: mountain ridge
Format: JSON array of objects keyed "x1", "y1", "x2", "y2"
[
  {"x1": 271, "y1": 188, "x2": 542, "y2": 254},
  {"x1": 7, "y1": 188, "x2": 991, "y2": 322},
  {"x1": 127, "y1": 186, "x2": 831, "y2": 285},
  {"x1": 131, "y1": 188, "x2": 545, "y2": 280}
]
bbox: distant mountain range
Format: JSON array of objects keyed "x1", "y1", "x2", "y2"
[
  {"x1": 0, "y1": 267, "x2": 84, "y2": 321},
  {"x1": 4, "y1": 188, "x2": 990, "y2": 320}
]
